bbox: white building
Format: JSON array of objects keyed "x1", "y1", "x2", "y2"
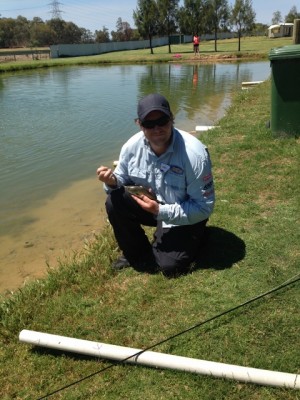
[{"x1": 268, "y1": 23, "x2": 294, "y2": 38}]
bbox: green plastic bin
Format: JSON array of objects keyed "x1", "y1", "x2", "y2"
[{"x1": 269, "y1": 44, "x2": 300, "y2": 136}]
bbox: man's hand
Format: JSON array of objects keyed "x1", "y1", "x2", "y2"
[
  {"x1": 131, "y1": 194, "x2": 159, "y2": 215},
  {"x1": 96, "y1": 166, "x2": 117, "y2": 187}
]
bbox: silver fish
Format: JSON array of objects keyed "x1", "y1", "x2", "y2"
[{"x1": 124, "y1": 186, "x2": 164, "y2": 204}]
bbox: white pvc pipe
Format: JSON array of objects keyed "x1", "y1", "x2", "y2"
[
  {"x1": 19, "y1": 330, "x2": 299, "y2": 389},
  {"x1": 195, "y1": 125, "x2": 216, "y2": 132},
  {"x1": 241, "y1": 80, "x2": 263, "y2": 86}
]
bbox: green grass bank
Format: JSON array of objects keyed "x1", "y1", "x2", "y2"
[
  {"x1": 0, "y1": 36, "x2": 293, "y2": 73},
  {"x1": 0, "y1": 65, "x2": 299, "y2": 398}
]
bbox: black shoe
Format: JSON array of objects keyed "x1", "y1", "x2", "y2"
[{"x1": 112, "y1": 255, "x2": 130, "y2": 270}]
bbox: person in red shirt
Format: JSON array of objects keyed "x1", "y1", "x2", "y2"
[{"x1": 193, "y1": 34, "x2": 200, "y2": 56}]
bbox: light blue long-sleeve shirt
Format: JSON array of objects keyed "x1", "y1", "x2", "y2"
[{"x1": 108, "y1": 128, "x2": 215, "y2": 228}]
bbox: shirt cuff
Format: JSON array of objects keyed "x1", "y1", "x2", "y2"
[{"x1": 156, "y1": 204, "x2": 170, "y2": 221}]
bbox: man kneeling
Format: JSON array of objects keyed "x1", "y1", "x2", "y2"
[{"x1": 96, "y1": 93, "x2": 215, "y2": 276}]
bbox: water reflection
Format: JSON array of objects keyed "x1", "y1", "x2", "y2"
[
  {"x1": 0, "y1": 62, "x2": 270, "y2": 237},
  {"x1": 136, "y1": 62, "x2": 264, "y2": 126}
]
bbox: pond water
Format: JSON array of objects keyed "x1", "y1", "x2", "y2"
[{"x1": 0, "y1": 61, "x2": 271, "y2": 293}]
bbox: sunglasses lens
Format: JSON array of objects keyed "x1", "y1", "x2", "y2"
[{"x1": 142, "y1": 116, "x2": 170, "y2": 129}]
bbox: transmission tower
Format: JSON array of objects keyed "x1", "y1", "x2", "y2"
[{"x1": 49, "y1": 1, "x2": 63, "y2": 19}]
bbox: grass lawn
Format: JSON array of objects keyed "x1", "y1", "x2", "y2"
[
  {"x1": 0, "y1": 37, "x2": 299, "y2": 399},
  {"x1": 0, "y1": 36, "x2": 293, "y2": 73}
]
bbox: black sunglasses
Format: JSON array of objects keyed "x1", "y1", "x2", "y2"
[{"x1": 141, "y1": 115, "x2": 171, "y2": 129}]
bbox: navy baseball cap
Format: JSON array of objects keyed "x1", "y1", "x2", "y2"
[{"x1": 137, "y1": 93, "x2": 171, "y2": 122}]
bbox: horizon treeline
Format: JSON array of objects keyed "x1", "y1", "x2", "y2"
[{"x1": 0, "y1": 0, "x2": 298, "y2": 48}]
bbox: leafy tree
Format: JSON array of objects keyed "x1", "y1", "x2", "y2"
[
  {"x1": 207, "y1": 0, "x2": 230, "y2": 51},
  {"x1": 230, "y1": 0, "x2": 256, "y2": 51},
  {"x1": 271, "y1": 11, "x2": 282, "y2": 25},
  {"x1": 133, "y1": 0, "x2": 159, "y2": 54},
  {"x1": 285, "y1": 6, "x2": 300, "y2": 23},
  {"x1": 157, "y1": 0, "x2": 180, "y2": 53},
  {"x1": 178, "y1": 0, "x2": 207, "y2": 37},
  {"x1": 95, "y1": 26, "x2": 110, "y2": 43},
  {"x1": 0, "y1": 15, "x2": 94, "y2": 47}
]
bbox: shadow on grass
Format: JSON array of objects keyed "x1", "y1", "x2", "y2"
[
  {"x1": 153, "y1": 226, "x2": 246, "y2": 279},
  {"x1": 32, "y1": 346, "x2": 99, "y2": 361},
  {"x1": 193, "y1": 226, "x2": 246, "y2": 271}
]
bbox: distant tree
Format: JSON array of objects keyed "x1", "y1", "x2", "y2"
[
  {"x1": 14, "y1": 16, "x2": 30, "y2": 47},
  {"x1": 230, "y1": 0, "x2": 256, "y2": 51},
  {"x1": 46, "y1": 18, "x2": 83, "y2": 44},
  {"x1": 95, "y1": 26, "x2": 110, "y2": 43},
  {"x1": 130, "y1": 29, "x2": 142, "y2": 41},
  {"x1": 80, "y1": 28, "x2": 95, "y2": 43},
  {"x1": 157, "y1": 0, "x2": 180, "y2": 53},
  {"x1": 47, "y1": 18, "x2": 66, "y2": 44},
  {"x1": 0, "y1": 18, "x2": 17, "y2": 47},
  {"x1": 122, "y1": 21, "x2": 133, "y2": 41},
  {"x1": 30, "y1": 18, "x2": 54, "y2": 46},
  {"x1": 133, "y1": 0, "x2": 159, "y2": 54},
  {"x1": 285, "y1": 6, "x2": 300, "y2": 23},
  {"x1": 271, "y1": 11, "x2": 282, "y2": 25},
  {"x1": 207, "y1": 0, "x2": 230, "y2": 51},
  {"x1": 111, "y1": 17, "x2": 134, "y2": 41},
  {"x1": 253, "y1": 22, "x2": 268, "y2": 36},
  {"x1": 31, "y1": 16, "x2": 44, "y2": 24},
  {"x1": 63, "y1": 22, "x2": 83, "y2": 44}
]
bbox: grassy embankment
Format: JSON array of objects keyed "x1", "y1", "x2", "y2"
[
  {"x1": 0, "y1": 36, "x2": 299, "y2": 399},
  {"x1": 0, "y1": 36, "x2": 293, "y2": 73}
]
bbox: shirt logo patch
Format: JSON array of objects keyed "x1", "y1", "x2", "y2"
[{"x1": 170, "y1": 165, "x2": 183, "y2": 175}]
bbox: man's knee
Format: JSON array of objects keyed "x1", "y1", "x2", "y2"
[
  {"x1": 105, "y1": 186, "x2": 129, "y2": 215},
  {"x1": 154, "y1": 252, "x2": 190, "y2": 277}
]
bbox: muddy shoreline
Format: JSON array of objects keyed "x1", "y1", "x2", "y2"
[{"x1": 0, "y1": 177, "x2": 107, "y2": 294}]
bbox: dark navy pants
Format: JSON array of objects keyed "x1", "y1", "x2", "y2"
[{"x1": 105, "y1": 186, "x2": 208, "y2": 275}]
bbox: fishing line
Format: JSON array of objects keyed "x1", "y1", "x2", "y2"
[{"x1": 36, "y1": 273, "x2": 300, "y2": 399}]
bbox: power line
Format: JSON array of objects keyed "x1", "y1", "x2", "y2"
[
  {"x1": 0, "y1": 7, "x2": 43, "y2": 12},
  {"x1": 0, "y1": 1, "x2": 134, "y2": 32}
]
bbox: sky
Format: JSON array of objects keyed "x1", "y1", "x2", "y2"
[{"x1": 0, "y1": 0, "x2": 298, "y2": 33}]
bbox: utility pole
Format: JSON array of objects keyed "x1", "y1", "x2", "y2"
[{"x1": 49, "y1": 1, "x2": 63, "y2": 19}]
